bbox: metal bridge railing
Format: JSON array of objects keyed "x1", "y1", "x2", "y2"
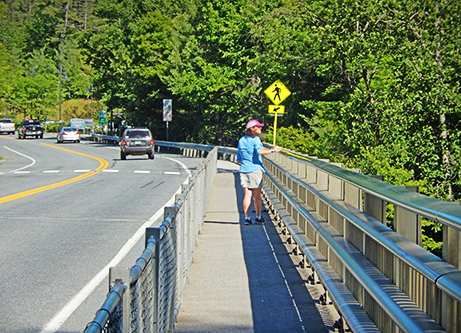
[
  {"x1": 263, "y1": 148, "x2": 461, "y2": 333},
  {"x1": 84, "y1": 140, "x2": 461, "y2": 333},
  {"x1": 84, "y1": 145, "x2": 217, "y2": 333},
  {"x1": 90, "y1": 135, "x2": 238, "y2": 162}
]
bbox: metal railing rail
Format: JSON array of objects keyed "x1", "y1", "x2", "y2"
[
  {"x1": 91, "y1": 134, "x2": 120, "y2": 144},
  {"x1": 271, "y1": 150, "x2": 461, "y2": 298},
  {"x1": 281, "y1": 150, "x2": 461, "y2": 231},
  {"x1": 262, "y1": 179, "x2": 382, "y2": 333},
  {"x1": 263, "y1": 148, "x2": 461, "y2": 332},
  {"x1": 90, "y1": 135, "x2": 238, "y2": 161},
  {"x1": 155, "y1": 140, "x2": 238, "y2": 162},
  {"x1": 84, "y1": 146, "x2": 218, "y2": 333},
  {"x1": 263, "y1": 170, "x2": 444, "y2": 332}
]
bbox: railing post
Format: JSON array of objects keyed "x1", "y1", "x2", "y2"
[
  {"x1": 145, "y1": 228, "x2": 161, "y2": 333},
  {"x1": 363, "y1": 175, "x2": 386, "y2": 224},
  {"x1": 109, "y1": 267, "x2": 131, "y2": 333},
  {"x1": 442, "y1": 202, "x2": 461, "y2": 333},
  {"x1": 306, "y1": 164, "x2": 317, "y2": 185},
  {"x1": 317, "y1": 160, "x2": 330, "y2": 192},
  {"x1": 291, "y1": 156, "x2": 299, "y2": 175},
  {"x1": 329, "y1": 163, "x2": 344, "y2": 200},
  {"x1": 175, "y1": 191, "x2": 186, "y2": 295},
  {"x1": 344, "y1": 169, "x2": 361, "y2": 210},
  {"x1": 298, "y1": 160, "x2": 307, "y2": 179},
  {"x1": 395, "y1": 186, "x2": 421, "y2": 245},
  {"x1": 444, "y1": 224, "x2": 461, "y2": 269},
  {"x1": 163, "y1": 207, "x2": 178, "y2": 333}
]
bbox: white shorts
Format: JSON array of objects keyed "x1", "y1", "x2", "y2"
[{"x1": 240, "y1": 169, "x2": 263, "y2": 189}]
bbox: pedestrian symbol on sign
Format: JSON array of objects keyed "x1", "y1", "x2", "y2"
[
  {"x1": 264, "y1": 80, "x2": 291, "y2": 105},
  {"x1": 273, "y1": 85, "x2": 281, "y2": 102}
]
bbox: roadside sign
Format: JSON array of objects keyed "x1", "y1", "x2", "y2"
[
  {"x1": 268, "y1": 105, "x2": 285, "y2": 114},
  {"x1": 264, "y1": 80, "x2": 291, "y2": 145},
  {"x1": 98, "y1": 110, "x2": 107, "y2": 124},
  {"x1": 70, "y1": 118, "x2": 85, "y2": 129},
  {"x1": 264, "y1": 80, "x2": 291, "y2": 105},
  {"x1": 163, "y1": 99, "x2": 172, "y2": 122},
  {"x1": 163, "y1": 99, "x2": 172, "y2": 140}
]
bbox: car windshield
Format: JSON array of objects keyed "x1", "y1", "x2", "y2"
[
  {"x1": 126, "y1": 130, "x2": 149, "y2": 138},
  {"x1": 0, "y1": 119, "x2": 12, "y2": 123},
  {"x1": 63, "y1": 127, "x2": 77, "y2": 132}
]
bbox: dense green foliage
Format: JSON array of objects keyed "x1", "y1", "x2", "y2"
[{"x1": 1, "y1": 0, "x2": 460, "y2": 209}]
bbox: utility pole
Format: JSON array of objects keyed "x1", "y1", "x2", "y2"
[{"x1": 59, "y1": 63, "x2": 63, "y2": 123}]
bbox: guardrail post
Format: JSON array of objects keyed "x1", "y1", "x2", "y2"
[
  {"x1": 444, "y1": 203, "x2": 461, "y2": 269},
  {"x1": 145, "y1": 228, "x2": 161, "y2": 333},
  {"x1": 361, "y1": 175, "x2": 387, "y2": 293},
  {"x1": 279, "y1": 151, "x2": 288, "y2": 168},
  {"x1": 175, "y1": 191, "x2": 188, "y2": 292},
  {"x1": 329, "y1": 163, "x2": 344, "y2": 200},
  {"x1": 298, "y1": 159, "x2": 307, "y2": 179},
  {"x1": 306, "y1": 163, "x2": 317, "y2": 185},
  {"x1": 291, "y1": 156, "x2": 299, "y2": 175},
  {"x1": 443, "y1": 218, "x2": 461, "y2": 332},
  {"x1": 286, "y1": 154, "x2": 292, "y2": 171},
  {"x1": 344, "y1": 169, "x2": 361, "y2": 210},
  {"x1": 317, "y1": 160, "x2": 330, "y2": 192},
  {"x1": 109, "y1": 267, "x2": 130, "y2": 333},
  {"x1": 162, "y1": 207, "x2": 178, "y2": 333},
  {"x1": 442, "y1": 201, "x2": 461, "y2": 332},
  {"x1": 328, "y1": 163, "x2": 345, "y2": 236},
  {"x1": 164, "y1": 206, "x2": 177, "y2": 221},
  {"x1": 395, "y1": 186, "x2": 421, "y2": 245},
  {"x1": 363, "y1": 175, "x2": 385, "y2": 224}
]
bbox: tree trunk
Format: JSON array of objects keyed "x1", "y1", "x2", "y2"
[{"x1": 435, "y1": 4, "x2": 452, "y2": 200}]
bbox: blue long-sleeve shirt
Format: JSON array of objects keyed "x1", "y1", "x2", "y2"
[{"x1": 237, "y1": 135, "x2": 266, "y2": 173}]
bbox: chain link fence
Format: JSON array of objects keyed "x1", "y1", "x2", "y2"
[{"x1": 84, "y1": 146, "x2": 217, "y2": 333}]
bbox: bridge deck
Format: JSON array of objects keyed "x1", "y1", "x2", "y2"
[{"x1": 174, "y1": 160, "x2": 336, "y2": 333}]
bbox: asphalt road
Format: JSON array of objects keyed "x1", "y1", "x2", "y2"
[{"x1": 0, "y1": 133, "x2": 203, "y2": 333}]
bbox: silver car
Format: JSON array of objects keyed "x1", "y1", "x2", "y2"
[
  {"x1": 120, "y1": 128, "x2": 154, "y2": 160},
  {"x1": 57, "y1": 127, "x2": 80, "y2": 143}
]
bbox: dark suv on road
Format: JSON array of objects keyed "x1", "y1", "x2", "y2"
[
  {"x1": 17, "y1": 119, "x2": 44, "y2": 139},
  {"x1": 120, "y1": 128, "x2": 154, "y2": 160}
]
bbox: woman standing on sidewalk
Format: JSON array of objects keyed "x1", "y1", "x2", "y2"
[{"x1": 236, "y1": 119, "x2": 281, "y2": 225}]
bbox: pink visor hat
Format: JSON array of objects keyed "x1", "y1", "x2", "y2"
[{"x1": 245, "y1": 119, "x2": 264, "y2": 129}]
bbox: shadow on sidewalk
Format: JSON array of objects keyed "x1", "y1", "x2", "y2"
[{"x1": 233, "y1": 172, "x2": 329, "y2": 333}]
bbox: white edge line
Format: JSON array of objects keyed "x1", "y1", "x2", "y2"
[
  {"x1": 40, "y1": 156, "x2": 192, "y2": 333},
  {"x1": 164, "y1": 171, "x2": 181, "y2": 175},
  {"x1": 162, "y1": 157, "x2": 191, "y2": 177},
  {"x1": 4, "y1": 146, "x2": 36, "y2": 172}
]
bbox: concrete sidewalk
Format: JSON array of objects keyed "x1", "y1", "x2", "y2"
[{"x1": 174, "y1": 161, "x2": 331, "y2": 333}]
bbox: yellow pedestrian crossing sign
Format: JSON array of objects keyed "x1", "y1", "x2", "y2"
[
  {"x1": 268, "y1": 105, "x2": 285, "y2": 114},
  {"x1": 264, "y1": 80, "x2": 291, "y2": 105}
]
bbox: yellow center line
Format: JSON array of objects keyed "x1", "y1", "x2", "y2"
[
  {"x1": 0, "y1": 143, "x2": 109, "y2": 204},
  {"x1": 41, "y1": 143, "x2": 109, "y2": 170},
  {"x1": 0, "y1": 136, "x2": 16, "y2": 141}
]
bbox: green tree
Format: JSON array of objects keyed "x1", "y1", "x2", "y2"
[
  {"x1": 163, "y1": 0, "x2": 266, "y2": 144},
  {"x1": 0, "y1": 44, "x2": 20, "y2": 118},
  {"x1": 14, "y1": 72, "x2": 56, "y2": 119},
  {"x1": 79, "y1": 1, "x2": 173, "y2": 134}
]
